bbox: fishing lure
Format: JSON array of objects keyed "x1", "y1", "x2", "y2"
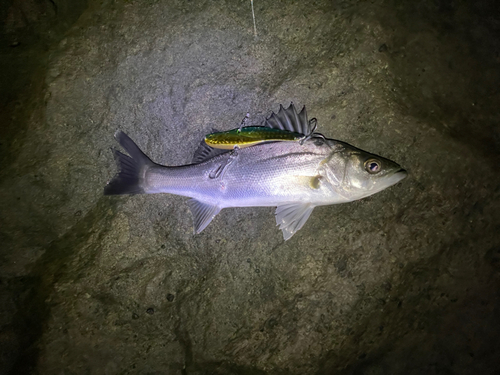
[
  {"x1": 204, "y1": 104, "x2": 317, "y2": 150},
  {"x1": 204, "y1": 126, "x2": 303, "y2": 149}
]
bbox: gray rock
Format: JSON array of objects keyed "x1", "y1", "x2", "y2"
[{"x1": 1, "y1": 0, "x2": 499, "y2": 374}]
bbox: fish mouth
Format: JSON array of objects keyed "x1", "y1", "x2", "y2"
[
  {"x1": 379, "y1": 168, "x2": 407, "y2": 189},
  {"x1": 388, "y1": 168, "x2": 407, "y2": 185}
]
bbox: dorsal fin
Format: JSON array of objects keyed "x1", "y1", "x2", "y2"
[
  {"x1": 192, "y1": 138, "x2": 228, "y2": 164},
  {"x1": 265, "y1": 103, "x2": 313, "y2": 136}
]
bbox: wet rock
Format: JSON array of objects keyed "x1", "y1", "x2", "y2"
[{"x1": 1, "y1": 0, "x2": 500, "y2": 374}]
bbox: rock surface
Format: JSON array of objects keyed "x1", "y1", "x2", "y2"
[{"x1": 1, "y1": 0, "x2": 499, "y2": 374}]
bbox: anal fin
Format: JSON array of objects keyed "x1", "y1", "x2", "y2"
[
  {"x1": 187, "y1": 199, "x2": 222, "y2": 234},
  {"x1": 275, "y1": 203, "x2": 315, "y2": 241}
]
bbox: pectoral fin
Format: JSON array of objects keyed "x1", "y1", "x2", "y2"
[
  {"x1": 275, "y1": 203, "x2": 315, "y2": 241},
  {"x1": 187, "y1": 199, "x2": 221, "y2": 234}
]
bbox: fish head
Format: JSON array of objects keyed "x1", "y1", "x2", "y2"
[{"x1": 321, "y1": 139, "x2": 407, "y2": 201}]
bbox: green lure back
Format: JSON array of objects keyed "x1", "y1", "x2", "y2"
[
  {"x1": 204, "y1": 103, "x2": 316, "y2": 150},
  {"x1": 205, "y1": 126, "x2": 303, "y2": 149}
]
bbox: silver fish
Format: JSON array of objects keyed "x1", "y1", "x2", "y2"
[{"x1": 105, "y1": 104, "x2": 407, "y2": 240}]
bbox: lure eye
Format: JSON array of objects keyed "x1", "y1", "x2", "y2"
[{"x1": 364, "y1": 159, "x2": 381, "y2": 174}]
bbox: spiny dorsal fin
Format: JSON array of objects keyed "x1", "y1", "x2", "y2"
[{"x1": 265, "y1": 103, "x2": 313, "y2": 136}]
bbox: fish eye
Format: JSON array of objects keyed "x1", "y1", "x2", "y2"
[{"x1": 364, "y1": 159, "x2": 381, "y2": 174}]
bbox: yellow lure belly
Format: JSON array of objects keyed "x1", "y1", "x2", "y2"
[{"x1": 205, "y1": 126, "x2": 304, "y2": 149}]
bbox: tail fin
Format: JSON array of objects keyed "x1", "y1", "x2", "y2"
[{"x1": 104, "y1": 131, "x2": 156, "y2": 195}]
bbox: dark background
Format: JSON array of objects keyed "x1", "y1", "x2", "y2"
[{"x1": 1, "y1": 0, "x2": 499, "y2": 374}]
